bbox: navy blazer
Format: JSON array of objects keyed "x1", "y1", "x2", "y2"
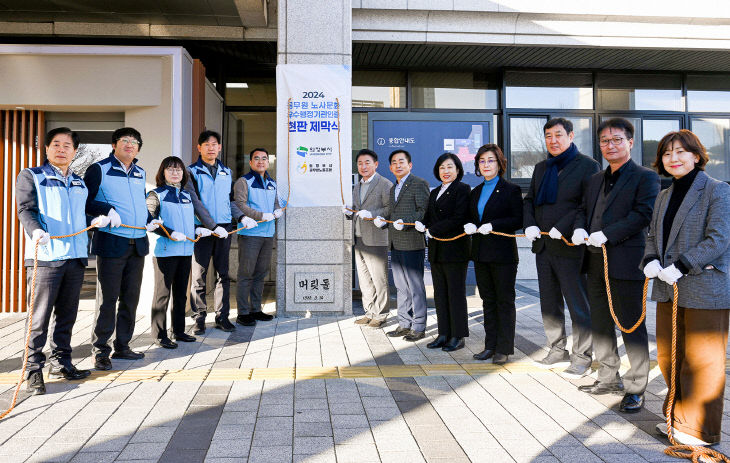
[{"x1": 469, "y1": 177, "x2": 523, "y2": 264}]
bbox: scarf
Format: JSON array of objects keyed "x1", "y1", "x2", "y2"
[{"x1": 535, "y1": 143, "x2": 578, "y2": 206}]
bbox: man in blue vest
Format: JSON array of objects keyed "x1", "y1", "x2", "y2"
[
  {"x1": 84, "y1": 127, "x2": 162, "y2": 371},
  {"x1": 16, "y1": 127, "x2": 98, "y2": 394},
  {"x1": 233, "y1": 148, "x2": 283, "y2": 326},
  {"x1": 185, "y1": 130, "x2": 253, "y2": 334}
]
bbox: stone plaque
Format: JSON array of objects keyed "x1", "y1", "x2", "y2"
[{"x1": 294, "y1": 272, "x2": 335, "y2": 303}]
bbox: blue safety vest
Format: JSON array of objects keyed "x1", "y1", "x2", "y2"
[
  {"x1": 24, "y1": 162, "x2": 89, "y2": 262},
  {"x1": 91, "y1": 154, "x2": 147, "y2": 239},
  {"x1": 237, "y1": 171, "x2": 280, "y2": 238},
  {"x1": 188, "y1": 158, "x2": 233, "y2": 225},
  {"x1": 150, "y1": 185, "x2": 195, "y2": 257}
]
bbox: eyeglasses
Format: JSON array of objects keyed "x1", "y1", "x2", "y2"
[
  {"x1": 165, "y1": 167, "x2": 184, "y2": 173},
  {"x1": 478, "y1": 159, "x2": 498, "y2": 165},
  {"x1": 119, "y1": 138, "x2": 140, "y2": 146},
  {"x1": 599, "y1": 137, "x2": 627, "y2": 147}
]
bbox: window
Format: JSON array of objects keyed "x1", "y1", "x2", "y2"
[
  {"x1": 352, "y1": 71, "x2": 406, "y2": 108},
  {"x1": 411, "y1": 72, "x2": 498, "y2": 109},
  {"x1": 506, "y1": 72, "x2": 593, "y2": 109},
  {"x1": 510, "y1": 117, "x2": 547, "y2": 179},
  {"x1": 687, "y1": 75, "x2": 730, "y2": 113},
  {"x1": 691, "y1": 117, "x2": 730, "y2": 181},
  {"x1": 596, "y1": 73, "x2": 683, "y2": 111},
  {"x1": 642, "y1": 119, "x2": 680, "y2": 168},
  {"x1": 226, "y1": 112, "x2": 276, "y2": 178}
]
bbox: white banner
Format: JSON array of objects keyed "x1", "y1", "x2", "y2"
[{"x1": 276, "y1": 64, "x2": 352, "y2": 207}]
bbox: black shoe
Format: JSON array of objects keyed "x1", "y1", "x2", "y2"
[
  {"x1": 403, "y1": 330, "x2": 425, "y2": 342},
  {"x1": 578, "y1": 380, "x2": 625, "y2": 395},
  {"x1": 441, "y1": 337, "x2": 464, "y2": 352},
  {"x1": 215, "y1": 317, "x2": 235, "y2": 332},
  {"x1": 236, "y1": 314, "x2": 256, "y2": 327},
  {"x1": 154, "y1": 338, "x2": 178, "y2": 349},
  {"x1": 49, "y1": 365, "x2": 91, "y2": 380},
  {"x1": 427, "y1": 335, "x2": 448, "y2": 349},
  {"x1": 94, "y1": 356, "x2": 112, "y2": 371},
  {"x1": 387, "y1": 326, "x2": 410, "y2": 337},
  {"x1": 251, "y1": 311, "x2": 273, "y2": 321},
  {"x1": 172, "y1": 332, "x2": 196, "y2": 342},
  {"x1": 111, "y1": 349, "x2": 145, "y2": 360},
  {"x1": 473, "y1": 349, "x2": 495, "y2": 361},
  {"x1": 193, "y1": 319, "x2": 205, "y2": 335},
  {"x1": 26, "y1": 370, "x2": 45, "y2": 395},
  {"x1": 619, "y1": 393, "x2": 644, "y2": 413},
  {"x1": 493, "y1": 353, "x2": 509, "y2": 365}
]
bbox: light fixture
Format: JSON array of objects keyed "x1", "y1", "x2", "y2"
[{"x1": 226, "y1": 82, "x2": 248, "y2": 89}]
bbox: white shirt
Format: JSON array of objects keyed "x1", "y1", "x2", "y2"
[
  {"x1": 394, "y1": 173, "x2": 410, "y2": 202},
  {"x1": 436, "y1": 181, "x2": 452, "y2": 200}
]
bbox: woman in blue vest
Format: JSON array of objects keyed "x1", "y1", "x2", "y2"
[{"x1": 146, "y1": 156, "x2": 210, "y2": 348}]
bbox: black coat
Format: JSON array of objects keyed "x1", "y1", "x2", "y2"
[
  {"x1": 423, "y1": 181, "x2": 471, "y2": 263},
  {"x1": 469, "y1": 177, "x2": 523, "y2": 264},
  {"x1": 575, "y1": 160, "x2": 660, "y2": 280}
]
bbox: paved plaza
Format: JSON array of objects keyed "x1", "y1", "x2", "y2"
[{"x1": 0, "y1": 280, "x2": 728, "y2": 463}]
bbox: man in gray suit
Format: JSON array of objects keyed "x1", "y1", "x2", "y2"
[
  {"x1": 375, "y1": 150, "x2": 430, "y2": 341},
  {"x1": 524, "y1": 117, "x2": 600, "y2": 378},
  {"x1": 344, "y1": 149, "x2": 393, "y2": 328}
]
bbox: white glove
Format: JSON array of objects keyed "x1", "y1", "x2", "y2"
[
  {"x1": 425, "y1": 230, "x2": 432, "y2": 239},
  {"x1": 342, "y1": 205, "x2": 354, "y2": 216},
  {"x1": 273, "y1": 208, "x2": 284, "y2": 219},
  {"x1": 356, "y1": 210, "x2": 372, "y2": 219},
  {"x1": 146, "y1": 218, "x2": 163, "y2": 232},
  {"x1": 571, "y1": 228, "x2": 589, "y2": 246},
  {"x1": 524, "y1": 226, "x2": 541, "y2": 242},
  {"x1": 414, "y1": 221, "x2": 426, "y2": 233},
  {"x1": 548, "y1": 227, "x2": 562, "y2": 240},
  {"x1": 658, "y1": 264, "x2": 683, "y2": 285},
  {"x1": 588, "y1": 230, "x2": 608, "y2": 247},
  {"x1": 464, "y1": 223, "x2": 477, "y2": 235},
  {"x1": 170, "y1": 231, "x2": 187, "y2": 242},
  {"x1": 393, "y1": 219, "x2": 404, "y2": 231},
  {"x1": 108, "y1": 208, "x2": 122, "y2": 228},
  {"x1": 643, "y1": 259, "x2": 663, "y2": 279},
  {"x1": 31, "y1": 229, "x2": 50, "y2": 246},
  {"x1": 91, "y1": 215, "x2": 110, "y2": 228},
  {"x1": 240, "y1": 217, "x2": 258, "y2": 229},
  {"x1": 478, "y1": 223, "x2": 493, "y2": 235},
  {"x1": 195, "y1": 227, "x2": 212, "y2": 238},
  {"x1": 261, "y1": 212, "x2": 275, "y2": 222},
  {"x1": 373, "y1": 217, "x2": 387, "y2": 229},
  {"x1": 213, "y1": 226, "x2": 228, "y2": 239}
]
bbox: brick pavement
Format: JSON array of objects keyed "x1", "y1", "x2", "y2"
[{"x1": 0, "y1": 281, "x2": 728, "y2": 462}]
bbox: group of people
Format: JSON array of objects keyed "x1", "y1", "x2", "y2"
[
  {"x1": 347, "y1": 117, "x2": 730, "y2": 447},
  {"x1": 16, "y1": 127, "x2": 282, "y2": 395}
]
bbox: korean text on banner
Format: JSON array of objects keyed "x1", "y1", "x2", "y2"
[{"x1": 276, "y1": 64, "x2": 352, "y2": 207}]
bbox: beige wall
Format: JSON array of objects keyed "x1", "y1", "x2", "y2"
[{"x1": 205, "y1": 80, "x2": 223, "y2": 135}]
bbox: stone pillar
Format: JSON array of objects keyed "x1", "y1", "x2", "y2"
[{"x1": 276, "y1": 0, "x2": 353, "y2": 316}]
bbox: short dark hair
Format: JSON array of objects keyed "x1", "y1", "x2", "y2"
[
  {"x1": 597, "y1": 117, "x2": 634, "y2": 140},
  {"x1": 654, "y1": 129, "x2": 709, "y2": 177},
  {"x1": 250, "y1": 147, "x2": 269, "y2": 159},
  {"x1": 433, "y1": 153, "x2": 464, "y2": 182},
  {"x1": 198, "y1": 130, "x2": 221, "y2": 145},
  {"x1": 45, "y1": 127, "x2": 80, "y2": 149},
  {"x1": 544, "y1": 117, "x2": 573, "y2": 135},
  {"x1": 356, "y1": 149, "x2": 378, "y2": 163},
  {"x1": 155, "y1": 156, "x2": 189, "y2": 188},
  {"x1": 112, "y1": 127, "x2": 143, "y2": 150},
  {"x1": 389, "y1": 149, "x2": 411, "y2": 164},
  {"x1": 475, "y1": 144, "x2": 507, "y2": 177}
]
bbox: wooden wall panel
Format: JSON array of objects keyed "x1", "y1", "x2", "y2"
[
  {"x1": 1, "y1": 110, "x2": 44, "y2": 313},
  {"x1": 191, "y1": 59, "x2": 206, "y2": 162}
]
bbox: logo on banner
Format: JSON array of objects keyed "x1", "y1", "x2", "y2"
[
  {"x1": 377, "y1": 137, "x2": 385, "y2": 146},
  {"x1": 297, "y1": 162, "x2": 308, "y2": 175},
  {"x1": 296, "y1": 146, "x2": 308, "y2": 157}
]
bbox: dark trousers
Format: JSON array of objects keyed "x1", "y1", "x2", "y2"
[
  {"x1": 431, "y1": 261, "x2": 469, "y2": 338},
  {"x1": 151, "y1": 256, "x2": 192, "y2": 340},
  {"x1": 535, "y1": 251, "x2": 592, "y2": 364},
  {"x1": 25, "y1": 260, "x2": 85, "y2": 375},
  {"x1": 236, "y1": 235, "x2": 273, "y2": 315},
  {"x1": 191, "y1": 223, "x2": 232, "y2": 321},
  {"x1": 391, "y1": 248, "x2": 427, "y2": 332},
  {"x1": 586, "y1": 253, "x2": 649, "y2": 394},
  {"x1": 475, "y1": 261, "x2": 517, "y2": 355},
  {"x1": 92, "y1": 244, "x2": 144, "y2": 357},
  {"x1": 656, "y1": 302, "x2": 730, "y2": 444}
]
